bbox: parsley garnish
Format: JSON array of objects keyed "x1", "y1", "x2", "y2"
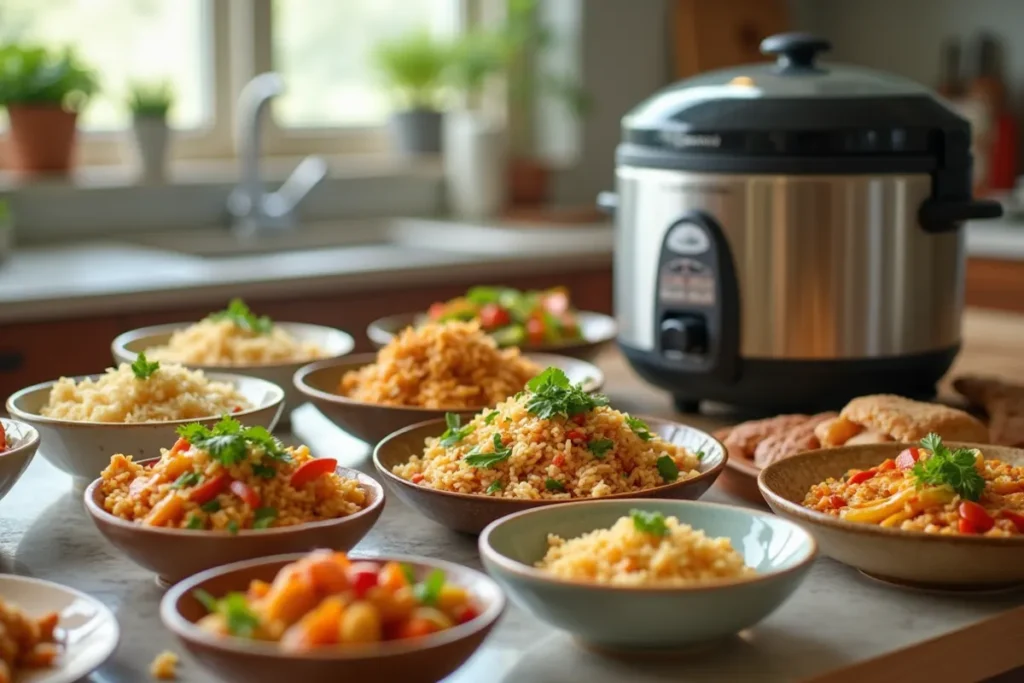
[
  {"x1": 226, "y1": 520, "x2": 240, "y2": 535},
  {"x1": 170, "y1": 471, "x2": 201, "y2": 489},
  {"x1": 464, "y1": 433, "x2": 513, "y2": 468},
  {"x1": 625, "y1": 415, "x2": 653, "y2": 441},
  {"x1": 130, "y1": 352, "x2": 160, "y2": 380},
  {"x1": 696, "y1": 450, "x2": 705, "y2": 461},
  {"x1": 484, "y1": 411, "x2": 500, "y2": 425},
  {"x1": 588, "y1": 438, "x2": 615, "y2": 458},
  {"x1": 523, "y1": 367, "x2": 609, "y2": 420},
  {"x1": 186, "y1": 514, "x2": 204, "y2": 530},
  {"x1": 912, "y1": 433, "x2": 985, "y2": 502},
  {"x1": 201, "y1": 500, "x2": 221, "y2": 513},
  {"x1": 656, "y1": 455, "x2": 679, "y2": 482},
  {"x1": 192, "y1": 590, "x2": 260, "y2": 638},
  {"x1": 252, "y1": 507, "x2": 277, "y2": 529},
  {"x1": 544, "y1": 477, "x2": 565, "y2": 492},
  {"x1": 208, "y1": 298, "x2": 273, "y2": 335},
  {"x1": 486, "y1": 480, "x2": 503, "y2": 494},
  {"x1": 414, "y1": 569, "x2": 446, "y2": 606},
  {"x1": 400, "y1": 563, "x2": 417, "y2": 585},
  {"x1": 176, "y1": 417, "x2": 288, "y2": 467},
  {"x1": 630, "y1": 509, "x2": 669, "y2": 536},
  {"x1": 251, "y1": 463, "x2": 276, "y2": 479},
  {"x1": 439, "y1": 413, "x2": 475, "y2": 447}
]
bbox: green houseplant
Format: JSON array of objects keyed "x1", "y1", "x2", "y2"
[
  {"x1": 0, "y1": 45, "x2": 98, "y2": 174},
  {"x1": 127, "y1": 81, "x2": 174, "y2": 183},
  {"x1": 372, "y1": 30, "x2": 450, "y2": 155}
]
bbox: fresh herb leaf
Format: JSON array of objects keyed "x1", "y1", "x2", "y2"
[
  {"x1": 413, "y1": 569, "x2": 446, "y2": 606},
  {"x1": 625, "y1": 415, "x2": 653, "y2": 441},
  {"x1": 400, "y1": 563, "x2": 417, "y2": 585},
  {"x1": 544, "y1": 477, "x2": 565, "y2": 492},
  {"x1": 175, "y1": 417, "x2": 287, "y2": 467},
  {"x1": 193, "y1": 589, "x2": 218, "y2": 612},
  {"x1": 656, "y1": 455, "x2": 679, "y2": 483},
  {"x1": 201, "y1": 500, "x2": 221, "y2": 513},
  {"x1": 186, "y1": 513, "x2": 204, "y2": 530},
  {"x1": 696, "y1": 450, "x2": 705, "y2": 461},
  {"x1": 221, "y1": 592, "x2": 260, "y2": 637},
  {"x1": 464, "y1": 433, "x2": 513, "y2": 468},
  {"x1": 439, "y1": 412, "x2": 475, "y2": 447},
  {"x1": 251, "y1": 463, "x2": 276, "y2": 479},
  {"x1": 209, "y1": 298, "x2": 273, "y2": 335},
  {"x1": 588, "y1": 439, "x2": 615, "y2": 459},
  {"x1": 486, "y1": 480, "x2": 503, "y2": 494},
  {"x1": 630, "y1": 509, "x2": 669, "y2": 536},
  {"x1": 484, "y1": 410, "x2": 500, "y2": 425},
  {"x1": 912, "y1": 433, "x2": 985, "y2": 502},
  {"x1": 170, "y1": 471, "x2": 201, "y2": 489},
  {"x1": 130, "y1": 352, "x2": 160, "y2": 380},
  {"x1": 252, "y1": 507, "x2": 277, "y2": 530},
  {"x1": 226, "y1": 520, "x2": 240, "y2": 535},
  {"x1": 524, "y1": 367, "x2": 609, "y2": 420}
]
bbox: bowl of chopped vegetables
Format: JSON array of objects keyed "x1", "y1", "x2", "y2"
[
  {"x1": 366, "y1": 286, "x2": 617, "y2": 360},
  {"x1": 160, "y1": 550, "x2": 505, "y2": 683},
  {"x1": 0, "y1": 417, "x2": 40, "y2": 504}
]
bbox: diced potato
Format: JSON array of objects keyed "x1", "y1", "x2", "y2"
[
  {"x1": 365, "y1": 586, "x2": 417, "y2": 624},
  {"x1": 339, "y1": 601, "x2": 382, "y2": 644},
  {"x1": 143, "y1": 495, "x2": 185, "y2": 526},
  {"x1": 162, "y1": 454, "x2": 194, "y2": 480},
  {"x1": 378, "y1": 562, "x2": 409, "y2": 591},
  {"x1": 306, "y1": 555, "x2": 349, "y2": 594},
  {"x1": 436, "y1": 585, "x2": 468, "y2": 611},
  {"x1": 411, "y1": 607, "x2": 454, "y2": 631},
  {"x1": 247, "y1": 580, "x2": 271, "y2": 600},
  {"x1": 280, "y1": 597, "x2": 344, "y2": 653},
  {"x1": 262, "y1": 573, "x2": 319, "y2": 627}
]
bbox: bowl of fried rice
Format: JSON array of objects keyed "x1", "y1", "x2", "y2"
[
  {"x1": 294, "y1": 321, "x2": 603, "y2": 445},
  {"x1": 373, "y1": 366, "x2": 725, "y2": 533}
]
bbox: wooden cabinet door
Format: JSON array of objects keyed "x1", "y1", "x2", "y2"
[{"x1": 672, "y1": 0, "x2": 790, "y2": 79}]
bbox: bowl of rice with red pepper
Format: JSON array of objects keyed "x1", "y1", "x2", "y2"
[
  {"x1": 84, "y1": 416, "x2": 384, "y2": 586},
  {"x1": 759, "y1": 435, "x2": 1024, "y2": 589},
  {"x1": 374, "y1": 367, "x2": 725, "y2": 533}
]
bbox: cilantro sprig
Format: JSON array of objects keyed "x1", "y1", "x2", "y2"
[
  {"x1": 208, "y1": 298, "x2": 273, "y2": 335},
  {"x1": 630, "y1": 509, "x2": 669, "y2": 537},
  {"x1": 194, "y1": 590, "x2": 260, "y2": 637},
  {"x1": 912, "y1": 433, "x2": 985, "y2": 502},
  {"x1": 464, "y1": 433, "x2": 513, "y2": 468},
  {"x1": 176, "y1": 417, "x2": 289, "y2": 467},
  {"x1": 544, "y1": 477, "x2": 565, "y2": 492},
  {"x1": 588, "y1": 439, "x2": 615, "y2": 459},
  {"x1": 656, "y1": 455, "x2": 679, "y2": 483},
  {"x1": 523, "y1": 367, "x2": 609, "y2": 420},
  {"x1": 130, "y1": 352, "x2": 160, "y2": 380},
  {"x1": 625, "y1": 415, "x2": 653, "y2": 441},
  {"x1": 413, "y1": 569, "x2": 446, "y2": 606},
  {"x1": 440, "y1": 413, "x2": 475, "y2": 447}
]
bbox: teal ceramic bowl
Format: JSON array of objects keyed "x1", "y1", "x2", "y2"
[{"x1": 479, "y1": 499, "x2": 816, "y2": 651}]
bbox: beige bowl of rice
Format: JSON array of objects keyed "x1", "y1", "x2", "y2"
[{"x1": 6, "y1": 364, "x2": 284, "y2": 489}]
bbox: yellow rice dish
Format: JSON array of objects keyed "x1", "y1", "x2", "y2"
[
  {"x1": 393, "y1": 367, "x2": 702, "y2": 499},
  {"x1": 537, "y1": 510, "x2": 754, "y2": 586},
  {"x1": 40, "y1": 357, "x2": 250, "y2": 423},
  {"x1": 147, "y1": 299, "x2": 327, "y2": 367},
  {"x1": 339, "y1": 320, "x2": 540, "y2": 409},
  {"x1": 99, "y1": 417, "x2": 367, "y2": 531}
]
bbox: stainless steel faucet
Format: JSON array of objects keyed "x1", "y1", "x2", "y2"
[{"x1": 228, "y1": 72, "x2": 328, "y2": 236}]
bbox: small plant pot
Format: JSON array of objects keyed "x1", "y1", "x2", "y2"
[
  {"x1": 443, "y1": 110, "x2": 507, "y2": 220},
  {"x1": 388, "y1": 108, "x2": 442, "y2": 156},
  {"x1": 131, "y1": 115, "x2": 170, "y2": 183},
  {"x1": 7, "y1": 105, "x2": 79, "y2": 175},
  {"x1": 508, "y1": 156, "x2": 551, "y2": 206}
]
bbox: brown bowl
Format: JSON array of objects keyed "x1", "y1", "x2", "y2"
[
  {"x1": 718, "y1": 456, "x2": 768, "y2": 507},
  {"x1": 293, "y1": 352, "x2": 604, "y2": 446},
  {"x1": 160, "y1": 552, "x2": 506, "y2": 683},
  {"x1": 758, "y1": 443, "x2": 1024, "y2": 590},
  {"x1": 366, "y1": 311, "x2": 617, "y2": 361},
  {"x1": 84, "y1": 460, "x2": 385, "y2": 586},
  {"x1": 373, "y1": 416, "x2": 726, "y2": 534}
]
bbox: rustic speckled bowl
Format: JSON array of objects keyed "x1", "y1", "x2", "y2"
[
  {"x1": 0, "y1": 418, "x2": 40, "y2": 503},
  {"x1": 479, "y1": 499, "x2": 816, "y2": 650},
  {"x1": 294, "y1": 352, "x2": 604, "y2": 446},
  {"x1": 373, "y1": 417, "x2": 726, "y2": 534},
  {"x1": 758, "y1": 443, "x2": 1024, "y2": 590},
  {"x1": 6, "y1": 373, "x2": 284, "y2": 490},
  {"x1": 367, "y1": 311, "x2": 618, "y2": 361},
  {"x1": 161, "y1": 552, "x2": 505, "y2": 683}
]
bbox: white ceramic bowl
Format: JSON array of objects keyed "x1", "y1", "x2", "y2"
[
  {"x1": 0, "y1": 574, "x2": 119, "y2": 683},
  {"x1": 6, "y1": 373, "x2": 284, "y2": 490},
  {"x1": 111, "y1": 322, "x2": 355, "y2": 422},
  {"x1": 0, "y1": 417, "x2": 40, "y2": 502}
]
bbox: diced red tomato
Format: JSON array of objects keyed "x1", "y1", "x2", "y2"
[
  {"x1": 566, "y1": 430, "x2": 585, "y2": 441},
  {"x1": 847, "y1": 469, "x2": 876, "y2": 485},
  {"x1": 427, "y1": 302, "x2": 447, "y2": 320},
  {"x1": 552, "y1": 454, "x2": 565, "y2": 468},
  {"x1": 958, "y1": 518, "x2": 978, "y2": 534},
  {"x1": 230, "y1": 480, "x2": 261, "y2": 508},
  {"x1": 290, "y1": 458, "x2": 338, "y2": 488},
  {"x1": 542, "y1": 290, "x2": 570, "y2": 315},
  {"x1": 876, "y1": 459, "x2": 896, "y2": 472},
  {"x1": 347, "y1": 562, "x2": 380, "y2": 599},
  {"x1": 394, "y1": 618, "x2": 440, "y2": 640},
  {"x1": 895, "y1": 448, "x2": 922, "y2": 471},
  {"x1": 453, "y1": 605, "x2": 479, "y2": 625},
  {"x1": 411, "y1": 473, "x2": 425, "y2": 484},
  {"x1": 958, "y1": 501, "x2": 994, "y2": 533},
  {"x1": 188, "y1": 474, "x2": 229, "y2": 504},
  {"x1": 1001, "y1": 510, "x2": 1024, "y2": 533},
  {"x1": 479, "y1": 303, "x2": 511, "y2": 330},
  {"x1": 827, "y1": 495, "x2": 847, "y2": 509},
  {"x1": 526, "y1": 317, "x2": 546, "y2": 345},
  {"x1": 572, "y1": 415, "x2": 586, "y2": 426},
  {"x1": 232, "y1": 406, "x2": 242, "y2": 413},
  {"x1": 169, "y1": 437, "x2": 190, "y2": 454}
]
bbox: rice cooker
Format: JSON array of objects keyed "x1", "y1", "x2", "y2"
[{"x1": 601, "y1": 33, "x2": 1003, "y2": 413}]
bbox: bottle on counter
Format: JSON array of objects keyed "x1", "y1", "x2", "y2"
[
  {"x1": 936, "y1": 37, "x2": 992, "y2": 196},
  {"x1": 966, "y1": 33, "x2": 1018, "y2": 193}
]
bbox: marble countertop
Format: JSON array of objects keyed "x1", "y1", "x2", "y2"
[{"x1": 5, "y1": 318, "x2": 1024, "y2": 682}]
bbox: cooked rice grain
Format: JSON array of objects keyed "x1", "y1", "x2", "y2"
[{"x1": 148, "y1": 318, "x2": 326, "y2": 366}]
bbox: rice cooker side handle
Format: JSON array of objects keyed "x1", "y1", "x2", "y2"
[{"x1": 918, "y1": 198, "x2": 1003, "y2": 233}]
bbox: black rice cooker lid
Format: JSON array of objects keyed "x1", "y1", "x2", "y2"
[{"x1": 620, "y1": 33, "x2": 972, "y2": 174}]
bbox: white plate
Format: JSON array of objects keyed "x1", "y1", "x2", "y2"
[{"x1": 0, "y1": 575, "x2": 119, "y2": 683}]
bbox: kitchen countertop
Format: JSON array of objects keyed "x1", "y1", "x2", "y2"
[{"x1": 3, "y1": 307, "x2": 1024, "y2": 682}]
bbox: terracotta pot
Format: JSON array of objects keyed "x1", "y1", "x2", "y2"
[
  {"x1": 7, "y1": 105, "x2": 78, "y2": 175},
  {"x1": 508, "y1": 157, "x2": 550, "y2": 206}
]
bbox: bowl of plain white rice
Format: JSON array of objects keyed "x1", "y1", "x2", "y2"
[{"x1": 6, "y1": 362, "x2": 284, "y2": 489}]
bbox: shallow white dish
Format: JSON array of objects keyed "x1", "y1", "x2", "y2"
[
  {"x1": 0, "y1": 574, "x2": 119, "y2": 683},
  {"x1": 6, "y1": 372, "x2": 284, "y2": 489},
  {"x1": 0, "y1": 417, "x2": 40, "y2": 503},
  {"x1": 111, "y1": 322, "x2": 355, "y2": 423}
]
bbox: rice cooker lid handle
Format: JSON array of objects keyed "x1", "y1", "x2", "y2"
[{"x1": 760, "y1": 33, "x2": 832, "y2": 73}]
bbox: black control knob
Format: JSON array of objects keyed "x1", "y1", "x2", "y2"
[{"x1": 661, "y1": 315, "x2": 708, "y2": 357}]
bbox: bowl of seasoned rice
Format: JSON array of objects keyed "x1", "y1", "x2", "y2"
[
  {"x1": 0, "y1": 418, "x2": 40, "y2": 503},
  {"x1": 479, "y1": 500, "x2": 815, "y2": 650},
  {"x1": 294, "y1": 321, "x2": 604, "y2": 445},
  {"x1": 111, "y1": 299, "x2": 355, "y2": 422},
  {"x1": 373, "y1": 366, "x2": 725, "y2": 534},
  {"x1": 84, "y1": 416, "x2": 384, "y2": 586},
  {"x1": 6, "y1": 357, "x2": 284, "y2": 489}
]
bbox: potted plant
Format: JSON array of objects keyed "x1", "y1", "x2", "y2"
[
  {"x1": 0, "y1": 45, "x2": 98, "y2": 175},
  {"x1": 372, "y1": 31, "x2": 450, "y2": 156},
  {"x1": 127, "y1": 81, "x2": 174, "y2": 183}
]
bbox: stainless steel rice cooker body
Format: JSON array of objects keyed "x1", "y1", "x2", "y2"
[{"x1": 607, "y1": 34, "x2": 1002, "y2": 412}]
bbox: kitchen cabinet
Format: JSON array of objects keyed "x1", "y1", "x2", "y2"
[{"x1": 965, "y1": 257, "x2": 1024, "y2": 313}]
